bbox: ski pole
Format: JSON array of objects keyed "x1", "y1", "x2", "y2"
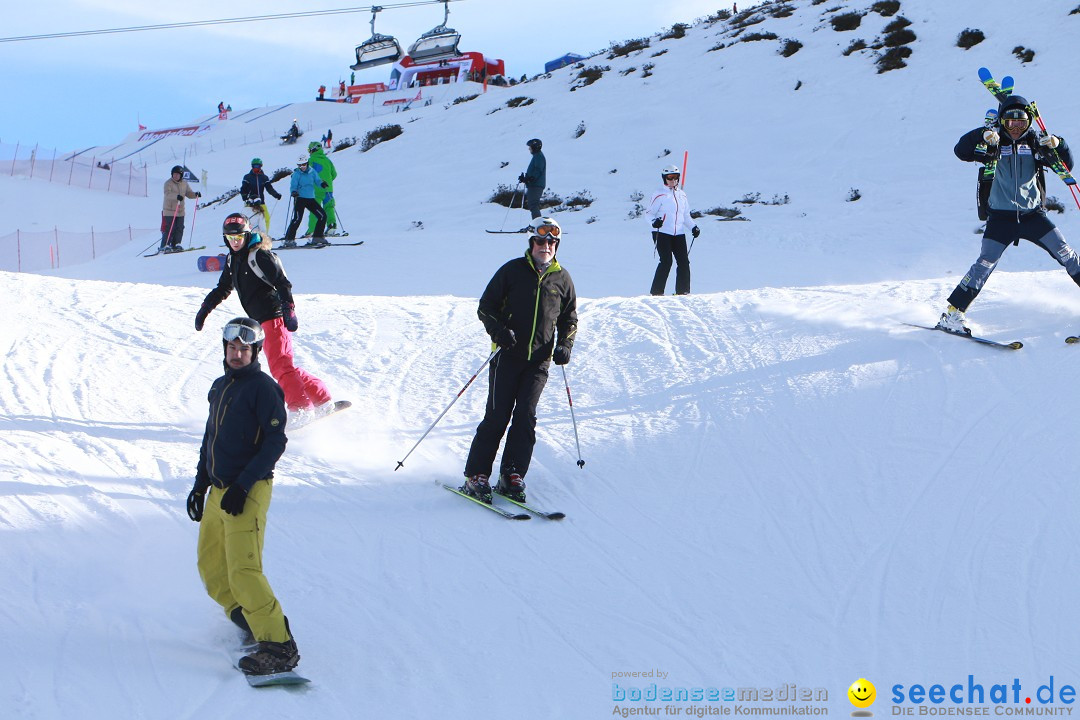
[
  {"x1": 136, "y1": 235, "x2": 160, "y2": 257},
  {"x1": 334, "y1": 204, "x2": 347, "y2": 234},
  {"x1": 496, "y1": 183, "x2": 521, "y2": 232},
  {"x1": 186, "y1": 196, "x2": 200, "y2": 249},
  {"x1": 395, "y1": 348, "x2": 501, "y2": 471},
  {"x1": 560, "y1": 365, "x2": 585, "y2": 469}
]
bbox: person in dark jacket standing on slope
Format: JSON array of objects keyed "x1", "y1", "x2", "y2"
[
  {"x1": 195, "y1": 213, "x2": 333, "y2": 416},
  {"x1": 939, "y1": 93, "x2": 1079, "y2": 335},
  {"x1": 240, "y1": 158, "x2": 282, "y2": 237},
  {"x1": 647, "y1": 164, "x2": 699, "y2": 296},
  {"x1": 518, "y1": 138, "x2": 546, "y2": 222},
  {"x1": 185, "y1": 317, "x2": 300, "y2": 677},
  {"x1": 461, "y1": 216, "x2": 577, "y2": 505}
]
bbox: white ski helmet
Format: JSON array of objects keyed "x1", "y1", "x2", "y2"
[
  {"x1": 528, "y1": 216, "x2": 562, "y2": 241},
  {"x1": 297, "y1": 155, "x2": 309, "y2": 166}
]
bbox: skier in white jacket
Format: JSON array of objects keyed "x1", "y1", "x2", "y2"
[{"x1": 647, "y1": 164, "x2": 699, "y2": 295}]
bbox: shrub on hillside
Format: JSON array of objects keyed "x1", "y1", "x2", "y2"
[
  {"x1": 333, "y1": 138, "x2": 356, "y2": 152},
  {"x1": 705, "y1": 9, "x2": 732, "y2": 24},
  {"x1": 560, "y1": 190, "x2": 595, "y2": 210},
  {"x1": 571, "y1": 66, "x2": 610, "y2": 90},
  {"x1": 743, "y1": 31, "x2": 779, "y2": 42},
  {"x1": 701, "y1": 206, "x2": 744, "y2": 219},
  {"x1": 660, "y1": 23, "x2": 689, "y2": 40},
  {"x1": 870, "y1": 0, "x2": 900, "y2": 16},
  {"x1": 608, "y1": 38, "x2": 650, "y2": 59},
  {"x1": 619, "y1": 67, "x2": 637, "y2": 76},
  {"x1": 650, "y1": 49, "x2": 668, "y2": 58},
  {"x1": 452, "y1": 94, "x2": 479, "y2": 105},
  {"x1": 883, "y1": 16, "x2": 911, "y2": 31},
  {"x1": 847, "y1": 188, "x2": 862, "y2": 202},
  {"x1": 780, "y1": 39, "x2": 803, "y2": 57},
  {"x1": 1071, "y1": 5, "x2": 1080, "y2": 14},
  {"x1": 1013, "y1": 46, "x2": 1035, "y2": 63},
  {"x1": 956, "y1": 29, "x2": 985, "y2": 49},
  {"x1": 876, "y1": 45, "x2": 911, "y2": 73},
  {"x1": 488, "y1": 184, "x2": 522, "y2": 208},
  {"x1": 830, "y1": 12, "x2": 864, "y2": 31},
  {"x1": 883, "y1": 27, "x2": 916, "y2": 47},
  {"x1": 270, "y1": 168, "x2": 291, "y2": 183},
  {"x1": 360, "y1": 124, "x2": 403, "y2": 152},
  {"x1": 843, "y1": 39, "x2": 868, "y2": 56},
  {"x1": 642, "y1": 63, "x2": 655, "y2": 78},
  {"x1": 574, "y1": 121, "x2": 586, "y2": 139},
  {"x1": 506, "y1": 96, "x2": 535, "y2": 108},
  {"x1": 767, "y1": 4, "x2": 796, "y2": 18}
]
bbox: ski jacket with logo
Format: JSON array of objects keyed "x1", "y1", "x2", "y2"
[
  {"x1": 647, "y1": 185, "x2": 697, "y2": 236},
  {"x1": 240, "y1": 170, "x2": 282, "y2": 204},
  {"x1": 478, "y1": 251, "x2": 577, "y2": 363},
  {"x1": 955, "y1": 126, "x2": 1072, "y2": 214},
  {"x1": 196, "y1": 358, "x2": 287, "y2": 493},
  {"x1": 201, "y1": 234, "x2": 294, "y2": 323}
]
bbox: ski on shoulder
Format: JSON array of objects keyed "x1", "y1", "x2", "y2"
[
  {"x1": 901, "y1": 322, "x2": 1023, "y2": 350},
  {"x1": 440, "y1": 483, "x2": 530, "y2": 520}
]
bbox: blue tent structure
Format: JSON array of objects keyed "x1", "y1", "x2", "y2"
[{"x1": 545, "y1": 53, "x2": 586, "y2": 73}]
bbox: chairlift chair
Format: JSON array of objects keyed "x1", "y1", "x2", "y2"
[
  {"x1": 352, "y1": 6, "x2": 404, "y2": 71},
  {"x1": 406, "y1": 0, "x2": 461, "y2": 62}
]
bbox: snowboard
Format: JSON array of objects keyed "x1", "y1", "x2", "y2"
[
  {"x1": 197, "y1": 254, "x2": 227, "y2": 272},
  {"x1": 289, "y1": 400, "x2": 352, "y2": 432}
]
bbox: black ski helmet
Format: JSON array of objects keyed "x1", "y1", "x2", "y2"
[
  {"x1": 222, "y1": 317, "x2": 265, "y2": 361},
  {"x1": 222, "y1": 213, "x2": 251, "y2": 246},
  {"x1": 998, "y1": 94, "x2": 1032, "y2": 128},
  {"x1": 527, "y1": 138, "x2": 542, "y2": 151},
  {"x1": 170, "y1": 165, "x2": 184, "y2": 176}
]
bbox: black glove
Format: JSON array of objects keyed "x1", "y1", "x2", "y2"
[
  {"x1": 691, "y1": 226, "x2": 700, "y2": 239},
  {"x1": 552, "y1": 345, "x2": 571, "y2": 365},
  {"x1": 186, "y1": 486, "x2": 206, "y2": 521},
  {"x1": 282, "y1": 302, "x2": 298, "y2": 332},
  {"x1": 291, "y1": 191, "x2": 299, "y2": 198},
  {"x1": 177, "y1": 194, "x2": 184, "y2": 201},
  {"x1": 271, "y1": 191, "x2": 282, "y2": 200},
  {"x1": 518, "y1": 173, "x2": 527, "y2": 184},
  {"x1": 320, "y1": 182, "x2": 329, "y2": 189},
  {"x1": 495, "y1": 327, "x2": 516, "y2": 349},
  {"x1": 252, "y1": 199, "x2": 263, "y2": 208},
  {"x1": 220, "y1": 484, "x2": 248, "y2": 516},
  {"x1": 651, "y1": 218, "x2": 663, "y2": 229},
  {"x1": 195, "y1": 191, "x2": 202, "y2": 198},
  {"x1": 195, "y1": 303, "x2": 210, "y2": 331}
]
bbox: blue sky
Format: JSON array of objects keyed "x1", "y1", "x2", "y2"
[{"x1": 1, "y1": 0, "x2": 723, "y2": 150}]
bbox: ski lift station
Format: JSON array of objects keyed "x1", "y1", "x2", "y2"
[{"x1": 347, "y1": 0, "x2": 505, "y2": 99}]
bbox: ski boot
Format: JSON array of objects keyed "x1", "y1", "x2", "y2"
[
  {"x1": 238, "y1": 618, "x2": 299, "y2": 675},
  {"x1": 495, "y1": 472, "x2": 526, "y2": 502},
  {"x1": 281, "y1": 239, "x2": 298, "y2": 248},
  {"x1": 936, "y1": 305, "x2": 970, "y2": 336},
  {"x1": 462, "y1": 474, "x2": 492, "y2": 504},
  {"x1": 304, "y1": 236, "x2": 328, "y2": 248}
]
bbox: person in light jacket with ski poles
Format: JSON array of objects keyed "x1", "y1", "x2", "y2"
[
  {"x1": 282, "y1": 156, "x2": 328, "y2": 248},
  {"x1": 647, "y1": 164, "x2": 699, "y2": 295},
  {"x1": 161, "y1": 165, "x2": 201, "y2": 252}
]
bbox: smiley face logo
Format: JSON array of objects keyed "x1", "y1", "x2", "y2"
[{"x1": 848, "y1": 679, "x2": 876, "y2": 709}]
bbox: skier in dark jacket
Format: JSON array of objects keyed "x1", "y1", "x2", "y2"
[
  {"x1": 518, "y1": 138, "x2": 547, "y2": 221},
  {"x1": 461, "y1": 216, "x2": 577, "y2": 504},
  {"x1": 194, "y1": 213, "x2": 332, "y2": 415},
  {"x1": 186, "y1": 317, "x2": 300, "y2": 676},
  {"x1": 939, "y1": 93, "x2": 1080, "y2": 334},
  {"x1": 240, "y1": 158, "x2": 282, "y2": 236}
]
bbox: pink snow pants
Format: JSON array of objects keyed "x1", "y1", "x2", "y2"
[{"x1": 260, "y1": 317, "x2": 331, "y2": 411}]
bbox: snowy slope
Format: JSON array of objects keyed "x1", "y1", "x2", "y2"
[{"x1": 4, "y1": 2, "x2": 1080, "y2": 719}]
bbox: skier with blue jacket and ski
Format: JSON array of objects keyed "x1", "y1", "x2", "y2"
[{"x1": 282, "y1": 156, "x2": 328, "y2": 248}]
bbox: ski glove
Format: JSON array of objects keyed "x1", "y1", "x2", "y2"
[
  {"x1": 282, "y1": 302, "x2": 299, "y2": 332},
  {"x1": 195, "y1": 303, "x2": 211, "y2": 331},
  {"x1": 195, "y1": 191, "x2": 202, "y2": 198},
  {"x1": 320, "y1": 182, "x2": 329, "y2": 189},
  {"x1": 651, "y1": 218, "x2": 664, "y2": 229},
  {"x1": 220, "y1": 484, "x2": 248, "y2": 516},
  {"x1": 176, "y1": 194, "x2": 184, "y2": 201},
  {"x1": 518, "y1": 174, "x2": 527, "y2": 184},
  {"x1": 291, "y1": 191, "x2": 299, "y2": 198},
  {"x1": 186, "y1": 487, "x2": 206, "y2": 522},
  {"x1": 552, "y1": 345, "x2": 571, "y2": 365},
  {"x1": 1040, "y1": 134, "x2": 1061, "y2": 149},
  {"x1": 983, "y1": 130, "x2": 1000, "y2": 146},
  {"x1": 495, "y1": 327, "x2": 516, "y2": 349},
  {"x1": 691, "y1": 226, "x2": 700, "y2": 239}
]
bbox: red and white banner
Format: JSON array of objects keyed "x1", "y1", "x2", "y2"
[{"x1": 138, "y1": 124, "x2": 213, "y2": 142}]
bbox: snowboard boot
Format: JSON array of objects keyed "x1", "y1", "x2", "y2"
[
  {"x1": 238, "y1": 617, "x2": 299, "y2": 675},
  {"x1": 462, "y1": 474, "x2": 492, "y2": 504},
  {"x1": 495, "y1": 472, "x2": 526, "y2": 502},
  {"x1": 230, "y1": 607, "x2": 254, "y2": 645},
  {"x1": 936, "y1": 305, "x2": 970, "y2": 335}
]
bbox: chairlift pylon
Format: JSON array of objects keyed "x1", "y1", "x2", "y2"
[
  {"x1": 351, "y1": 5, "x2": 403, "y2": 71},
  {"x1": 407, "y1": 0, "x2": 461, "y2": 62}
]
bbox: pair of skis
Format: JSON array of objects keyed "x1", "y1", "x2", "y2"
[
  {"x1": 440, "y1": 483, "x2": 565, "y2": 520},
  {"x1": 274, "y1": 240, "x2": 364, "y2": 250},
  {"x1": 144, "y1": 245, "x2": 206, "y2": 257}
]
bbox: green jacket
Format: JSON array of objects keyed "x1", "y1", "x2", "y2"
[{"x1": 307, "y1": 147, "x2": 337, "y2": 191}]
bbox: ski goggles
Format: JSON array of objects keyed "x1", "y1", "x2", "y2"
[
  {"x1": 532, "y1": 223, "x2": 561, "y2": 239},
  {"x1": 1002, "y1": 109, "x2": 1029, "y2": 121},
  {"x1": 223, "y1": 322, "x2": 264, "y2": 345},
  {"x1": 663, "y1": 174, "x2": 680, "y2": 182},
  {"x1": 224, "y1": 233, "x2": 247, "y2": 244}
]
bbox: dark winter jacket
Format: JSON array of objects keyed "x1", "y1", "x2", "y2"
[
  {"x1": 201, "y1": 235, "x2": 294, "y2": 323},
  {"x1": 478, "y1": 251, "x2": 577, "y2": 363},
  {"x1": 240, "y1": 170, "x2": 282, "y2": 204},
  {"x1": 196, "y1": 358, "x2": 287, "y2": 493},
  {"x1": 523, "y1": 150, "x2": 546, "y2": 189},
  {"x1": 955, "y1": 125, "x2": 1072, "y2": 215}
]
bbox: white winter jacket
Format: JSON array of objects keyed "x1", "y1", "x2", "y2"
[{"x1": 647, "y1": 185, "x2": 696, "y2": 236}]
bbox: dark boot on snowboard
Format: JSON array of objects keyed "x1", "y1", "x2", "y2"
[{"x1": 238, "y1": 617, "x2": 300, "y2": 675}]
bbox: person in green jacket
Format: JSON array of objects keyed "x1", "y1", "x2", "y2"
[{"x1": 305, "y1": 141, "x2": 339, "y2": 236}]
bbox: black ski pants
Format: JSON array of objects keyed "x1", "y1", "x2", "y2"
[
  {"x1": 284, "y1": 197, "x2": 327, "y2": 240},
  {"x1": 161, "y1": 214, "x2": 185, "y2": 249},
  {"x1": 651, "y1": 231, "x2": 691, "y2": 295},
  {"x1": 464, "y1": 352, "x2": 550, "y2": 481}
]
